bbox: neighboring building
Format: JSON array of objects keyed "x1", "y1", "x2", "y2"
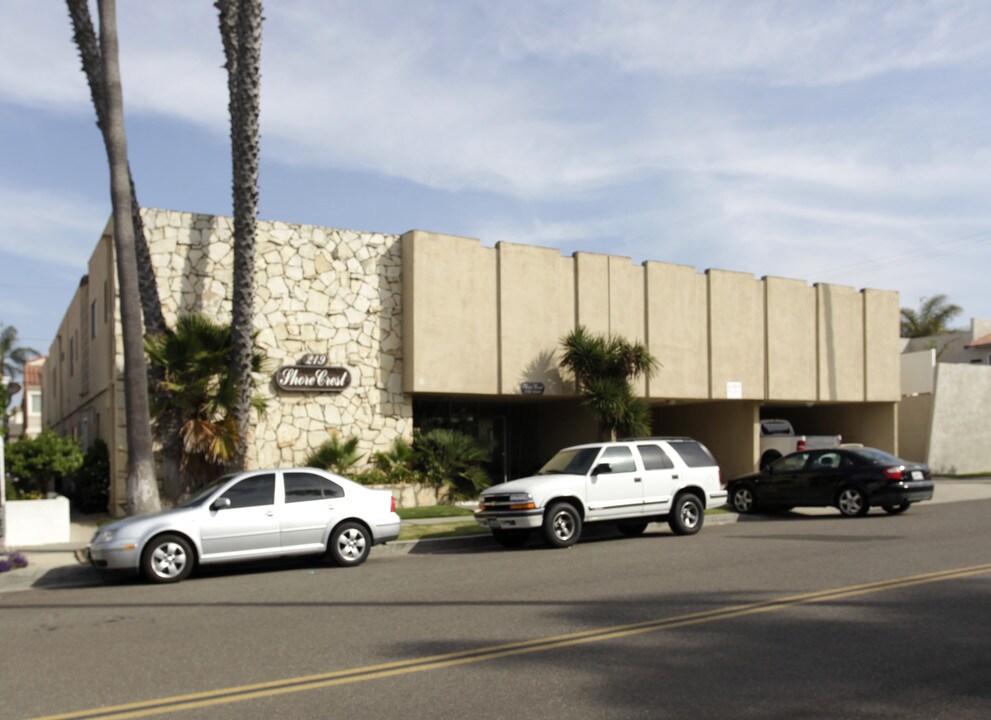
[
  {"x1": 20, "y1": 356, "x2": 45, "y2": 440},
  {"x1": 899, "y1": 319, "x2": 991, "y2": 474},
  {"x1": 45, "y1": 209, "x2": 902, "y2": 514}
]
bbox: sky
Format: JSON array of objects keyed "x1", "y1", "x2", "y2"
[{"x1": 2, "y1": 0, "x2": 991, "y2": 378}]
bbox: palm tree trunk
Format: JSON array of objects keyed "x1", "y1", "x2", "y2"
[
  {"x1": 67, "y1": 0, "x2": 182, "y2": 503},
  {"x1": 217, "y1": 0, "x2": 263, "y2": 470},
  {"x1": 97, "y1": 0, "x2": 160, "y2": 515}
]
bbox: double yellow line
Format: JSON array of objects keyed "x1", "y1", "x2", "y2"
[{"x1": 34, "y1": 562, "x2": 991, "y2": 720}]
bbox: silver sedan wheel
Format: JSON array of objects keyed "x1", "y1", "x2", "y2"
[
  {"x1": 329, "y1": 522, "x2": 371, "y2": 566},
  {"x1": 142, "y1": 534, "x2": 194, "y2": 583}
]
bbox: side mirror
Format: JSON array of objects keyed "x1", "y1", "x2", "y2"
[
  {"x1": 591, "y1": 463, "x2": 612, "y2": 476},
  {"x1": 211, "y1": 497, "x2": 232, "y2": 511}
]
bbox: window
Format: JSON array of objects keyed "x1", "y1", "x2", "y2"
[
  {"x1": 771, "y1": 452, "x2": 809, "y2": 473},
  {"x1": 90, "y1": 300, "x2": 97, "y2": 339},
  {"x1": 284, "y1": 472, "x2": 344, "y2": 502},
  {"x1": 28, "y1": 391, "x2": 42, "y2": 416},
  {"x1": 669, "y1": 441, "x2": 717, "y2": 468},
  {"x1": 637, "y1": 444, "x2": 674, "y2": 470},
  {"x1": 809, "y1": 452, "x2": 843, "y2": 470},
  {"x1": 596, "y1": 446, "x2": 636, "y2": 474},
  {"x1": 220, "y1": 474, "x2": 275, "y2": 508}
]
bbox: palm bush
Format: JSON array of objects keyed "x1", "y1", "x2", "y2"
[
  {"x1": 145, "y1": 313, "x2": 267, "y2": 495},
  {"x1": 413, "y1": 429, "x2": 491, "y2": 501},
  {"x1": 305, "y1": 434, "x2": 363, "y2": 475}
]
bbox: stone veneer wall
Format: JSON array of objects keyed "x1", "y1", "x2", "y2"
[{"x1": 142, "y1": 208, "x2": 412, "y2": 469}]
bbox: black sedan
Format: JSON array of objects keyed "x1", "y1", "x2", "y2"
[{"x1": 727, "y1": 447, "x2": 934, "y2": 517}]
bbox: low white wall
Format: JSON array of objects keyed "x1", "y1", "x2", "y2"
[
  {"x1": 2, "y1": 496, "x2": 71, "y2": 546},
  {"x1": 927, "y1": 364, "x2": 991, "y2": 474}
]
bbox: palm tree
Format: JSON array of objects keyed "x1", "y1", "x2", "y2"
[
  {"x1": 900, "y1": 295, "x2": 963, "y2": 338},
  {"x1": 216, "y1": 0, "x2": 263, "y2": 470},
  {"x1": 560, "y1": 325, "x2": 659, "y2": 440},
  {"x1": 96, "y1": 0, "x2": 160, "y2": 515},
  {"x1": 1, "y1": 322, "x2": 38, "y2": 438},
  {"x1": 67, "y1": 0, "x2": 183, "y2": 500},
  {"x1": 145, "y1": 313, "x2": 266, "y2": 497}
]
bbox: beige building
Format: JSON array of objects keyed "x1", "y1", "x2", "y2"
[{"x1": 45, "y1": 209, "x2": 901, "y2": 513}]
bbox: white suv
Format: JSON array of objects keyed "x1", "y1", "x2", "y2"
[{"x1": 475, "y1": 437, "x2": 725, "y2": 548}]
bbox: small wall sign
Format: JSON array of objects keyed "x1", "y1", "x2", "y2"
[
  {"x1": 275, "y1": 355, "x2": 351, "y2": 393},
  {"x1": 520, "y1": 382, "x2": 545, "y2": 395}
]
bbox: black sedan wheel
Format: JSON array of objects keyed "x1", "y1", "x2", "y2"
[
  {"x1": 141, "y1": 533, "x2": 194, "y2": 583},
  {"x1": 883, "y1": 502, "x2": 911, "y2": 515},
  {"x1": 492, "y1": 528, "x2": 530, "y2": 547},
  {"x1": 730, "y1": 485, "x2": 756, "y2": 514},
  {"x1": 543, "y1": 503, "x2": 582, "y2": 548},
  {"x1": 837, "y1": 486, "x2": 870, "y2": 517},
  {"x1": 328, "y1": 522, "x2": 371, "y2": 566},
  {"x1": 668, "y1": 494, "x2": 704, "y2": 535}
]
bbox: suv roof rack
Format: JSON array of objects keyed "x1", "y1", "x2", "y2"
[{"x1": 620, "y1": 436, "x2": 696, "y2": 442}]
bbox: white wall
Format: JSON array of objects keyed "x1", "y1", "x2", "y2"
[{"x1": 927, "y1": 363, "x2": 991, "y2": 474}]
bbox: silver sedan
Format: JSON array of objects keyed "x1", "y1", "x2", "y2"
[{"x1": 89, "y1": 468, "x2": 401, "y2": 583}]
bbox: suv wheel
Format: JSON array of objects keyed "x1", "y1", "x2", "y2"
[
  {"x1": 668, "y1": 494, "x2": 704, "y2": 535},
  {"x1": 543, "y1": 502, "x2": 582, "y2": 548}
]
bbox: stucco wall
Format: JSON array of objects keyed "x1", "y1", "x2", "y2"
[
  {"x1": 817, "y1": 284, "x2": 865, "y2": 401},
  {"x1": 927, "y1": 363, "x2": 991, "y2": 474},
  {"x1": 765, "y1": 277, "x2": 817, "y2": 401},
  {"x1": 401, "y1": 230, "x2": 498, "y2": 394},
  {"x1": 864, "y1": 289, "x2": 901, "y2": 401},
  {"x1": 645, "y1": 262, "x2": 708, "y2": 399},
  {"x1": 575, "y1": 253, "x2": 610, "y2": 335},
  {"x1": 901, "y1": 350, "x2": 936, "y2": 395},
  {"x1": 44, "y1": 227, "x2": 124, "y2": 510},
  {"x1": 498, "y1": 242, "x2": 574, "y2": 395},
  {"x1": 708, "y1": 270, "x2": 765, "y2": 401}
]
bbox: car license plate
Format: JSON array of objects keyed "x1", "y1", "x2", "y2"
[
  {"x1": 486, "y1": 519, "x2": 500, "y2": 528},
  {"x1": 911, "y1": 470, "x2": 923, "y2": 480}
]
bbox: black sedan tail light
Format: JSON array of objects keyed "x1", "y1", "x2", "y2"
[{"x1": 882, "y1": 466, "x2": 905, "y2": 480}]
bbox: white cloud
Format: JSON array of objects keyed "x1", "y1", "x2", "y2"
[{"x1": 0, "y1": 185, "x2": 105, "y2": 267}]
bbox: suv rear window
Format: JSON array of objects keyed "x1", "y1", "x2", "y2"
[
  {"x1": 637, "y1": 444, "x2": 675, "y2": 470},
  {"x1": 668, "y1": 441, "x2": 717, "y2": 468}
]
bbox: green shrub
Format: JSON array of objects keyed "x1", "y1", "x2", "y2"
[
  {"x1": 5, "y1": 429, "x2": 84, "y2": 495},
  {"x1": 66, "y1": 439, "x2": 110, "y2": 514}
]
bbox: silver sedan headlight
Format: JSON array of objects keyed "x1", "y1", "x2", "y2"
[{"x1": 94, "y1": 528, "x2": 117, "y2": 544}]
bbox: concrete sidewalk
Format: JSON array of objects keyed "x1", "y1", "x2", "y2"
[{"x1": 2, "y1": 478, "x2": 988, "y2": 595}]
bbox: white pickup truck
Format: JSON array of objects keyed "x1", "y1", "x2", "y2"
[
  {"x1": 760, "y1": 419, "x2": 841, "y2": 470},
  {"x1": 475, "y1": 437, "x2": 726, "y2": 549}
]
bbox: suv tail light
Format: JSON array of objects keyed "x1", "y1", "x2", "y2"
[
  {"x1": 882, "y1": 466, "x2": 904, "y2": 481},
  {"x1": 390, "y1": 496, "x2": 397, "y2": 513},
  {"x1": 796, "y1": 439, "x2": 807, "y2": 452}
]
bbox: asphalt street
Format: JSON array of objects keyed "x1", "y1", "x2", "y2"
[{"x1": 2, "y1": 497, "x2": 989, "y2": 719}]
